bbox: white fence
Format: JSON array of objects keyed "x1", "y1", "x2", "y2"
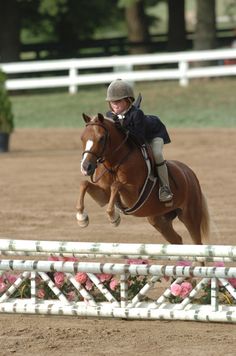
[
  {"x1": 0, "y1": 239, "x2": 235, "y2": 322},
  {"x1": 1, "y1": 48, "x2": 236, "y2": 93}
]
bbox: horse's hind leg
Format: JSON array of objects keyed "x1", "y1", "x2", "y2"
[
  {"x1": 177, "y1": 208, "x2": 202, "y2": 245},
  {"x1": 147, "y1": 212, "x2": 183, "y2": 244},
  {"x1": 76, "y1": 180, "x2": 109, "y2": 227}
]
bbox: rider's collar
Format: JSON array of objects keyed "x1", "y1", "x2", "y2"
[{"x1": 113, "y1": 104, "x2": 133, "y2": 120}]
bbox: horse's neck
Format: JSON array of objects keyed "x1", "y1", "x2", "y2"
[
  {"x1": 105, "y1": 122, "x2": 145, "y2": 173},
  {"x1": 109, "y1": 140, "x2": 146, "y2": 182}
]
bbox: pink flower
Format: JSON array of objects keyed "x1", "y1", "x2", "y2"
[
  {"x1": 75, "y1": 272, "x2": 87, "y2": 284},
  {"x1": 127, "y1": 259, "x2": 148, "y2": 265},
  {"x1": 109, "y1": 278, "x2": 119, "y2": 291},
  {"x1": 63, "y1": 257, "x2": 79, "y2": 262},
  {"x1": 0, "y1": 275, "x2": 5, "y2": 284},
  {"x1": 35, "y1": 276, "x2": 42, "y2": 285},
  {"x1": 54, "y1": 272, "x2": 65, "y2": 288},
  {"x1": 85, "y1": 279, "x2": 93, "y2": 291},
  {"x1": 179, "y1": 281, "x2": 193, "y2": 298},
  {"x1": 176, "y1": 260, "x2": 192, "y2": 267},
  {"x1": 170, "y1": 283, "x2": 182, "y2": 296},
  {"x1": 67, "y1": 291, "x2": 77, "y2": 301},
  {"x1": 6, "y1": 273, "x2": 18, "y2": 284},
  {"x1": 214, "y1": 262, "x2": 225, "y2": 267},
  {"x1": 37, "y1": 288, "x2": 45, "y2": 299},
  {"x1": 97, "y1": 273, "x2": 112, "y2": 282},
  {"x1": 228, "y1": 278, "x2": 236, "y2": 288},
  {"x1": 0, "y1": 282, "x2": 7, "y2": 293},
  {"x1": 48, "y1": 256, "x2": 60, "y2": 261}
]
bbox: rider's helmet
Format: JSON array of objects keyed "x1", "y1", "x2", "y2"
[{"x1": 106, "y1": 79, "x2": 135, "y2": 102}]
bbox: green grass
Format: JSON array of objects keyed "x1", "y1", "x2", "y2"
[{"x1": 10, "y1": 77, "x2": 236, "y2": 129}]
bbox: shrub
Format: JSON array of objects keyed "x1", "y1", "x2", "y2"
[{"x1": 0, "y1": 70, "x2": 14, "y2": 133}]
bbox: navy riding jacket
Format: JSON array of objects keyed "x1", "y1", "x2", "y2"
[{"x1": 106, "y1": 105, "x2": 171, "y2": 144}]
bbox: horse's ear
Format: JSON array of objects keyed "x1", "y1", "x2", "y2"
[
  {"x1": 82, "y1": 113, "x2": 91, "y2": 123},
  {"x1": 97, "y1": 113, "x2": 104, "y2": 122}
]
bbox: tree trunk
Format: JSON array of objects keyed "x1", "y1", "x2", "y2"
[
  {"x1": 125, "y1": 0, "x2": 150, "y2": 55},
  {"x1": 0, "y1": 0, "x2": 21, "y2": 62},
  {"x1": 194, "y1": 0, "x2": 217, "y2": 50},
  {"x1": 167, "y1": 0, "x2": 187, "y2": 51}
]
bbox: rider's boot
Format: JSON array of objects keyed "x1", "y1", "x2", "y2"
[{"x1": 156, "y1": 161, "x2": 173, "y2": 202}]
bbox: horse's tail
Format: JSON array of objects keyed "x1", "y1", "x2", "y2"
[{"x1": 200, "y1": 192, "x2": 210, "y2": 244}]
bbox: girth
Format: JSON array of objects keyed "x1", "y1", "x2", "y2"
[{"x1": 117, "y1": 144, "x2": 157, "y2": 215}]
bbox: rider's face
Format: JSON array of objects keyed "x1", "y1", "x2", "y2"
[{"x1": 110, "y1": 99, "x2": 130, "y2": 115}]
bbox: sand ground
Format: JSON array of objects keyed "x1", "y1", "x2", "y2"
[{"x1": 0, "y1": 128, "x2": 235, "y2": 356}]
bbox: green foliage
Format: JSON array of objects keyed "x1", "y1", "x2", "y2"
[
  {"x1": 20, "y1": 0, "x2": 123, "y2": 44},
  {"x1": 118, "y1": 0, "x2": 161, "y2": 8},
  {"x1": 224, "y1": 0, "x2": 236, "y2": 20},
  {"x1": 39, "y1": 0, "x2": 67, "y2": 17},
  {"x1": 118, "y1": 0, "x2": 137, "y2": 7},
  {"x1": 0, "y1": 71, "x2": 14, "y2": 134}
]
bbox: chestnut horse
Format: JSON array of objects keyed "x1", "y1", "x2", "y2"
[{"x1": 76, "y1": 113, "x2": 210, "y2": 245}]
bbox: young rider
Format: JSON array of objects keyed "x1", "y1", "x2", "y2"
[{"x1": 105, "y1": 78, "x2": 173, "y2": 203}]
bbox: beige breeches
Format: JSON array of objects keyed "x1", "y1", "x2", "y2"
[{"x1": 150, "y1": 137, "x2": 170, "y2": 187}]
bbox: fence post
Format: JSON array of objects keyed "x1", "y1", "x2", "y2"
[
  {"x1": 179, "y1": 60, "x2": 189, "y2": 87},
  {"x1": 69, "y1": 66, "x2": 78, "y2": 94}
]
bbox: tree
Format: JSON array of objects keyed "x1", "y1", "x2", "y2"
[
  {"x1": 121, "y1": 0, "x2": 150, "y2": 54},
  {"x1": 0, "y1": 0, "x2": 21, "y2": 62},
  {"x1": 0, "y1": 0, "x2": 121, "y2": 62},
  {"x1": 167, "y1": 0, "x2": 187, "y2": 51},
  {"x1": 194, "y1": 0, "x2": 217, "y2": 50}
]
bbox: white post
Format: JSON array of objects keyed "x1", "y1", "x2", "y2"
[
  {"x1": 30, "y1": 271, "x2": 36, "y2": 303},
  {"x1": 69, "y1": 66, "x2": 77, "y2": 94},
  {"x1": 120, "y1": 273, "x2": 129, "y2": 308},
  {"x1": 179, "y1": 60, "x2": 189, "y2": 87},
  {"x1": 211, "y1": 277, "x2": 219, "y2": 312}
]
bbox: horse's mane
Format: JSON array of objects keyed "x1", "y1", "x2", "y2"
[
  {"x1": 90, "y1": 115, "x2": 114, "y2": 124},
  {"x1": 103, "y1": 116, "x2": 115, "y2": 124},
  {"x1": 91, "y1": 114, "x2": 139, "y2": 148}
]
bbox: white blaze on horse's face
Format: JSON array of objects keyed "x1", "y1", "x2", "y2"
[{"x1": 81, "y1": 139, "x2": 93, "y2": 175}]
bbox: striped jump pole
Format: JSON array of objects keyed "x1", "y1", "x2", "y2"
[{"x1": 0, "y1": 239, "x2": 235, "y2": 323}]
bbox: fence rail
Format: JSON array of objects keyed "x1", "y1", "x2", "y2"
[
  {"x1": 1, "y1": 48, "x2": 236, "y2": 93},
  {"x1": 0, "y1": 239, "x2": 236, "y2": 322}
]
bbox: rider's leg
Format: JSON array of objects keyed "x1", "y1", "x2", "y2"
[{"x1": 150, "y1": 137, "x2": 173, "y2": 202}]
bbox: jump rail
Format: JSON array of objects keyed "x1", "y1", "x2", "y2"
[{"x1": 0, "y1": 239, "x2": 235, "y2": 323}]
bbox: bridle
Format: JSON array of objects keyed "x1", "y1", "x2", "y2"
[
  {"x1": 82, "y1": 122, "x2": 109, "y2": 164},
  {"x1": 82, "y1": 121, "x2": 131, "y2": 182}
]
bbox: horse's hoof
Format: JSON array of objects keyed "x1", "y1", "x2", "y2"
[
  {"x1": 111, "y1": 214, "x2": 121, "y2": 227},
  {"x1": 76, "y1": 212, "x2": 89, "y2": 228}
]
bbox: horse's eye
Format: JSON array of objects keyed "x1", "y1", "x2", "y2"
[{"x1": 99, "y1": 136, "x2": 105, "y2": 145}]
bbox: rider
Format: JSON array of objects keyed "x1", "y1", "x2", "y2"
[{"x1": 105, "y1": 78, "x2": 173, "y2": 203}]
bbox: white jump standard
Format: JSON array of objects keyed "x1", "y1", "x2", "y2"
[{"x1": 0, "y1": 239, "x2": 235, "y2": 323}]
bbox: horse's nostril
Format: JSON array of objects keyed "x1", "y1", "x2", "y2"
[
  {"x1": 83, "y1": 161, "x2": 95, "y2": 176},
  {"x1": 87, "y1": 163, "x2": 93, "y2": 174}
]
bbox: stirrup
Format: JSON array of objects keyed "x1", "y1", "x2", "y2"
[{"x1": 159, "y1": 185, "x2": 173, "y2": 202}]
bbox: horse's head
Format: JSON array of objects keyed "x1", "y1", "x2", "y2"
[{"x1": 80, "y1": 113, "x2": 111, "y2": 176}]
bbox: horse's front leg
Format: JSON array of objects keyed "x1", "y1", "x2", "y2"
[
  {"x1": 76, "y1": 180, "x2": 90, "y2": 227},
  {"x1": 76, "y1": 180, "x2": 110, "y2": 227},
  {"x1": 106, "y1": 181, "x2": 122, "y2": 227}
]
